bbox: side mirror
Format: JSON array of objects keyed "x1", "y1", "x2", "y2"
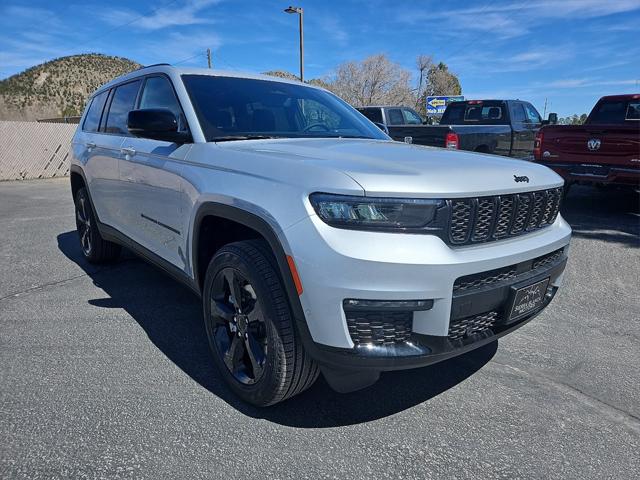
[
  {"x1": 127, "y1": 108, "x2": 190, "y2": 143},
  {"x1": 547, "y1": 113, "x2": 558, "y2": 125},
  {"x1": 373, "y1": 121, "x2": 389, "y2": 135}
]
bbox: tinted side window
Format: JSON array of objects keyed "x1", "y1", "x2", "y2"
[
  {"x1": 523, "y1": 103, "x2": 541, "y2": 123},
  {"x1": 359, "y1": 108, "x2": 382, "y2": 123},
  {"x1": 402, "y1": 108, "x2": 423, "y2": 125},
  {"x1": 387, "y1": 108, "x2": 404, "y2": 125},
  {"x1": 511, "y1": 103, "x2": 527, "y2": 123},
  {"x1": 82, "y1": 90, "x2": 109, "y2": 133},
  {"x1": 104, "y1": 80, "x2": 142, "y2": 135}
]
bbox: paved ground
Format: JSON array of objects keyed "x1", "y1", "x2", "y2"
[{"x1": 1, "y1": 178, "x2": 639, "y2": 479}]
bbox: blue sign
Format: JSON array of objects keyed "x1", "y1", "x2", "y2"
[{"x1": 426, "y1": 95, "x2": 465, "y2": 115}]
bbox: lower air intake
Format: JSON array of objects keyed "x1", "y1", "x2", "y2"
[{"x1": 346, "y1": 311, "x2": 412, "y2": 346}]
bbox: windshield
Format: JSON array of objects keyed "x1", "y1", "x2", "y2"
[{"x1": 181, "y1": 75, "x2": 388, "y2": 142}]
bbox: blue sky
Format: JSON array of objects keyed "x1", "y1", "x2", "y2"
[{"x1": 1, "y1": 0, "x2": 639, "y2": 117}]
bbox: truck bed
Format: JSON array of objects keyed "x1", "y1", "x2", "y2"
[{"x1": 387, "y1": 124, "x2": 512, "y2": 156}]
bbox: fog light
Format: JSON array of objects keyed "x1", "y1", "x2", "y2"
[{"x1": 343, "y1": 299, "x2": 434, "y2": 311}]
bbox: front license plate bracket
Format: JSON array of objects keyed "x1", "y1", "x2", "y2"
[{"x1": 506, "y1": 277, "x2": 550, "y2": 323}]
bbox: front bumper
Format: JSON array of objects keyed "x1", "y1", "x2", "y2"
[
  {"x1": 284, "y1": 213, "x2": 571, "y2": 369},
  {"x1": 308, "y1": 254, "x2": 566, "y2": 372}
]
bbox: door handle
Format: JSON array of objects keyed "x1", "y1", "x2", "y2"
[
  {"x1": 86, "y1": 142, "x2": 96, "y2": 149},
  {"x1": 121, "y1": 147, "x2": 136, "y2": 157}
]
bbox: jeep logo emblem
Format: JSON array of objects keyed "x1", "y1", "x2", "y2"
[
  {"x1": 513, "y1": 175, "x2": 529, "y2": 183},
  {"x1": 587, "y1": 138, "x2": 601, "y2": 151}
]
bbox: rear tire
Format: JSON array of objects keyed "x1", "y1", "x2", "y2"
[
  {"x1": 203, "y1": 240, "x2": 319, "y2": 406},
  {"x1": 74, "y1": 187, "x2": 121, "y2": 263}
]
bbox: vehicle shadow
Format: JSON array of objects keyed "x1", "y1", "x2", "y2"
[
  {"x1": 561, "y1": 185, "x2": 639, "y2": 247},
  {"x1": 57, "y1": 230, "x2": 497, "y2": 427}
]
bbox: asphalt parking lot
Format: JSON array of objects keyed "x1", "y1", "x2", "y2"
[{"x1": 1, "y1": 178, "x2": 639, "y2": 479}]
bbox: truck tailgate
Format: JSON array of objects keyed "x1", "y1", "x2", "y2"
[
  {"x1": 387, "y1": 125, "x2": 450, "y2": 147},
  {"x1": 543, "y1": 126, "x2": 640, "y2": 167}
]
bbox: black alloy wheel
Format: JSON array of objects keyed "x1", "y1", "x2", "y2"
[
  {"x1": 74, "y1": 187, "x2": 121, "y2": 263},
  {"x1": 75, "y1": 191, "x2": 93, "y2": 256},
  {"x1": 210, "y1": 267, "x2": 267, "y2": 385},
  {"x1": 202, "y1": 240, "x2": 319, "y2": 406}
]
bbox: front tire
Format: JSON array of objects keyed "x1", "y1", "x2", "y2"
[
  {"x1": 203, "y1": 240, "x2": 318, "y2": 406},
  {"x1": 74, "y1": 187, "x2": 121, "y2": 263}
]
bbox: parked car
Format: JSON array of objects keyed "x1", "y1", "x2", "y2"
[
  {"x1": 70, "y1": 65, "x2": 571, "y2": 406},
  {"x1": 359, "y1": 100, "x2": 556, "y2": 159},
  {"x1": 533, "y1": 94, "x2": 640, "y2": 191}
]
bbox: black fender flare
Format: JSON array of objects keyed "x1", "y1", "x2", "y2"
[{"x1": 191, "y1": 202, "x2": 314, "y2": 342}]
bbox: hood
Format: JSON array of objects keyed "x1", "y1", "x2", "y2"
[{"x1": 218, "y1": 138, "x2": 564, "y2": 198}]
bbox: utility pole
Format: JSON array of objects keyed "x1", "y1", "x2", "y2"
[
  {"x1": 207, "y1": 48, "x2": 212, "y2": 69},
  {"x1": 543, "y1": 97, "x2": 548, "y2": 118}
]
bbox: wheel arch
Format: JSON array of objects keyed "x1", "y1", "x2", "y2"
[
  {"x1": 192, "y1": 203, "x2": 303, "y2": 315},
  {"x1": 69, "y1": 164, "x2": 87, "y2": 201}
]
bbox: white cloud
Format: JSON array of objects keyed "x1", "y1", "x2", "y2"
[
  {"x1": 100, "y1": 0, "x2": 221, "y2": 31},
  {"x1": 315, "y1": 15, "x2": 349, "y2": 46},
  {"x1": 397, "y1": 0, "x2": 640, "y2": 39},
  {"x1": 546, "y1": 78, "x2": 639, "y2": 89}
]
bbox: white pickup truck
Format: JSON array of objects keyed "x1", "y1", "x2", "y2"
[{"x1": 70, "y1": 65, "x2": 571, "y2": 406}]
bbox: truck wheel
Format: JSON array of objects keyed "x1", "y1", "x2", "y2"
[
  {"x1": 74, "y1": 188, "x2": 121, "y2": 263},
  {"x1": 203, "y1": 240, "x2": 319, "y2": 406}
]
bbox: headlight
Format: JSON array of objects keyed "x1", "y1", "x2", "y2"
[{"x1": 309, "y1": 193, "x2": 443, "y2": 230}]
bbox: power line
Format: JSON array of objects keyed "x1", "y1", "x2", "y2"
[
  {"x1": 173, "y1": 53, "x2": 206, "y2": 66},
  {"x1": 56, "y1": 0, "x2": 180, "y2": 59}
]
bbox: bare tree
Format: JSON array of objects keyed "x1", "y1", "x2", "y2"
[{"x1": 325, "y1": 54, "x2": 414, "y2": 107}]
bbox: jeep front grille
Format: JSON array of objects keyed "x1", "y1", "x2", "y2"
[{"x1": 447, "y1": 187, "x2": 562, "y2": 246}]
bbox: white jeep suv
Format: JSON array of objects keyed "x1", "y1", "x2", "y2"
[{"x1": 70, "y1": 65, "x2": 571, "y2": 406}]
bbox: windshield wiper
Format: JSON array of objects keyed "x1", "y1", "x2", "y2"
[{"x1": 212, "y1": 135, "x2": 280, "y2": 142}]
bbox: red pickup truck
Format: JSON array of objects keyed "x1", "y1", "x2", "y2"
[{"x1": 533, "y1": 94, "x2": 640, "y2": 192}]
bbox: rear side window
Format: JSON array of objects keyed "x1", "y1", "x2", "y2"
[
  {"x1": 104, "y1": 80, "x2": 142, "y2": 135},
  {"x1": 510, "y1": 103, "x2": 527, "y2": 123},
  {"x1": 82, "y1": 90, "x2": 109, "y2": 132},
  {"x1": 386, "y1": 108, "x2": 404, "y2": 125},
  {"x1": 359, "y1": 108, "x2": 382, "y2": 123}
]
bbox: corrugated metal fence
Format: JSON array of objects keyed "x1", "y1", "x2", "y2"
[{"x1": 0, "y1": 121, "x2": 76, "y2": 181}]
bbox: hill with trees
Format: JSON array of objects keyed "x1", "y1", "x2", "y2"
[
  {"x1": 0, "y1": 54, "x2": 142, "y2": 121},
  {"x1": 1, "y1": 52, "x2": 459, "y2": 121}
]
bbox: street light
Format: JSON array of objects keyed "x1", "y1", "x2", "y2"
[{"x1": 284, "y1": 6, "x2": 304, "y2": 82}]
